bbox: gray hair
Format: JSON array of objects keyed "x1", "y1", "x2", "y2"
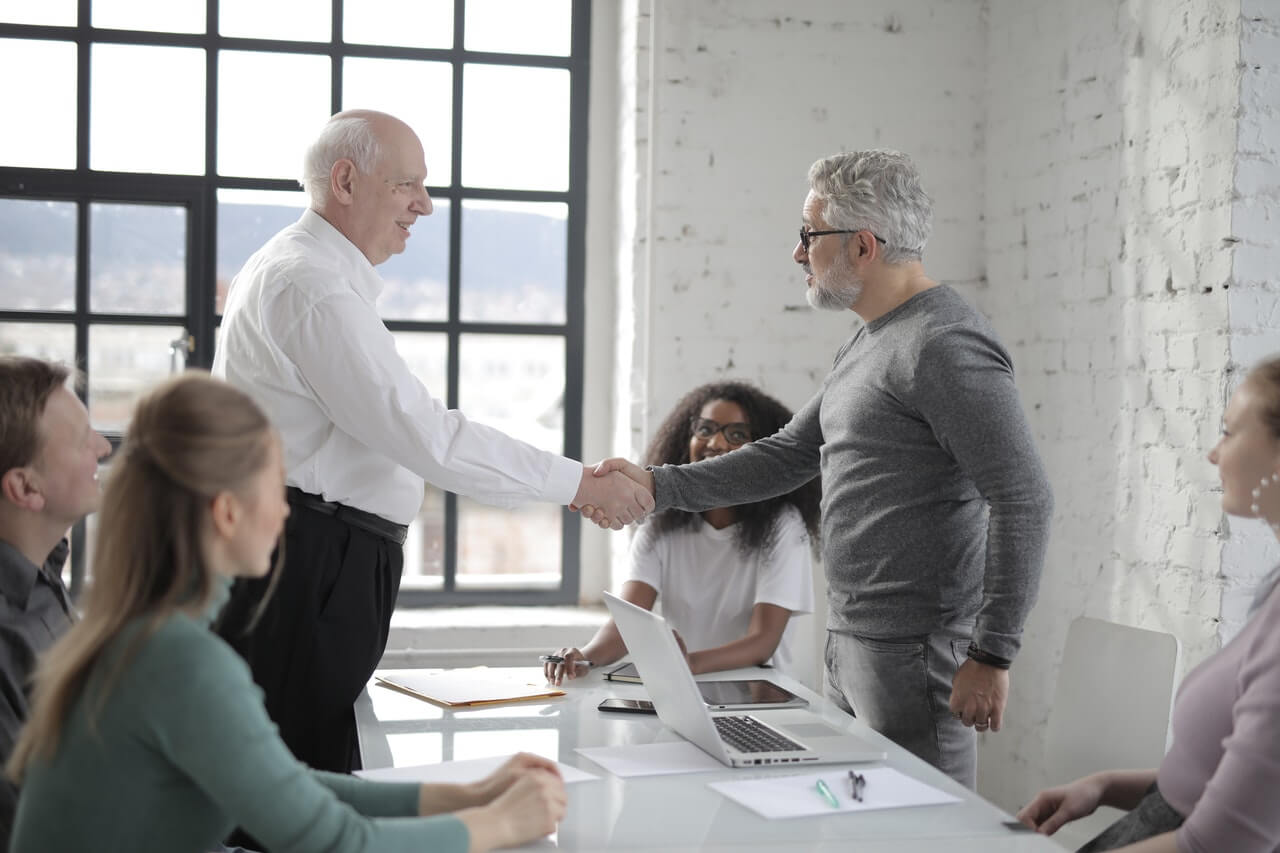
[
  {"x1": 807, "y1": 150, "x2": 932, "y2": 264},
  {"x1": 301, "y1": 114, "x2": 384, "y2": 206}
]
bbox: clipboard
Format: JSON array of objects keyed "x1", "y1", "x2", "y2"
[{"x1": 375, "y1": 671, "x2": 565, "y2": 708}]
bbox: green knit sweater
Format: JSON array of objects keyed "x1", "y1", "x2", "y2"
[{"x1": 10, "y1": 581, "x2": 468, "y2": 853}]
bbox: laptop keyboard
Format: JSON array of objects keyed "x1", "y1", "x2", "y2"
[{"x1": 714, "y1": 715, "x2": 805, "y2": 754}]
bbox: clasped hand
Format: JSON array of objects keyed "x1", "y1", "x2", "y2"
[{"x1": 570, "y1": 458, "x2": 656, "y2": 530}]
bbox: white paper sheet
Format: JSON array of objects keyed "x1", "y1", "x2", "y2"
[
  {"x1": 355, "y1": 754, "x2": 598, "y2": 785},
  {"x1": 708, "y1": 766, "x2": 961, "y2": 819},
  {"x1": 575, "y1": 741, "x2": 725, "y2": 777}
]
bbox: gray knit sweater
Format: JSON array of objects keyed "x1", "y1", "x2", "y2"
[{"x1": 651, "y1": 285, "x2": 1053, "y2": 661}]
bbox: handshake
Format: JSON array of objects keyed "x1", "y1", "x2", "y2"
[{"x1": 570, "y1": 458, "x2": 656, "y2": 530}]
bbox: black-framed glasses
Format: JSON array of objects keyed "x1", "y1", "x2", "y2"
[
  {"x1": 690, "y1": 418, "x2": 752, "y2": 446},
  {"x1": 798, "y1": 227, "x2": 887, "y2": 252}
]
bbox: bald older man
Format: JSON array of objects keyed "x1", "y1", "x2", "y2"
[{"x1": 214, "y1": 110, "x2": 651, "y2": 774}]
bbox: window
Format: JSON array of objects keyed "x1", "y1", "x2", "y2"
[{"x1": 0, "y1": 0, "x2": 590, "y2": 604}]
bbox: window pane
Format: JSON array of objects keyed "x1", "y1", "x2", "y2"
[
  {"x1": 462, "y1": 65, "x2": 569, "y2": 191},
  {"x1": 464, "y1": 0, "x2": 571, "y2": 56},
  {"x1": 457, "y1": 498, "x2": 561, "y2": 586},
  {"x1": 394, "y1": 332, "x2": 448, "y2": 587},
  {"x1": 0, "y1": 322, "x2": 75, "y2": 363},
  {"x1": 459, "y1": 334, "x2": 563, "y2": 452},
  {"x1": 220, "y1": 0, "x2": 329, "y2": 42},
  {"x1": 0, "y1": 40, "x2": 76, "y2": 169},
  {"x1": 90, "y1": 203, "x2": 186, "y2": 315},
  {"x1": 0, "y1": 199, "x2": 76, "y2": 311},
  {"x1": 93, "y1": 0, "x2": 204, "y2": 33},
  {"x1": 89, "y1": 324, "x2": 186, "y2": 432},
  {"x1": 402, "y1": 487, "x2": 445, "y2": 588},
  {"x1": 0, "y1": 0, "x2": 74, "y2": 26},
  {"x1": 342, "y1": 57, "x2": 453, "y2": 187},
  {"x1": 461, "y1": 200, "x2": 565, "y2": 323},
  {"x1": 456, "y1": 334, "x2": 564, "y2": 585},
  {"x1": 344, "y1": 0, "x2": 452, "y2": 50},
  {"x1": 219, "y1": 51, "x2": 330, "y2": 180},
  {"x1": 90, "y1": 44, "x2": 205, "y2": 175},
  {"x1": 216, "y1": 189, "x2": 308, "y2": 314},
  {"x1": 379, "y1": 198, "x2": 449, "y2": 321}
]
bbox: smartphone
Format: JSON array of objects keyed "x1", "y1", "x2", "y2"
[{"x1": 597, "y1": 697, "x2": 656, "y2": 714}]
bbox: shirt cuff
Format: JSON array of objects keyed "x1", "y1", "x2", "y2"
[{"x1": 544, "y1": 456, "x2": 586, "y2": 505}]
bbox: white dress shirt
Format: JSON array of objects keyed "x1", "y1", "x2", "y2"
[{"x1": 213, "y1": 208, "x2": 583, "y2": 526}]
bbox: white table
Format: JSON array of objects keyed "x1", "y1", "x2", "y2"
[{"x1": 355, "y1": 664, "x2": 1059, "y2": 852}]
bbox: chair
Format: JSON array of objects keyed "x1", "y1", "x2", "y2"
[{"x1": 1041, "y1": 617, "x2": 1181, "y2": 849}]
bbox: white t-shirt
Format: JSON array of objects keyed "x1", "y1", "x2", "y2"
[{"x1": 627, "y1": 505, "x2": 815, "y2": 680}]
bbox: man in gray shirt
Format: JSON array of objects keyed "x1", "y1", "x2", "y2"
[
  {"x1": 591, "y1": 151, "x2": 1053, "y2": 786},
  {"x1": 0, "y1": 357, "x2": 110, "y2": 846}
]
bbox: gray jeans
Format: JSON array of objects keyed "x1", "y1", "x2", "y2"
[{"x1": 824, "y1": 621, "x2": 977, "y2": 788}]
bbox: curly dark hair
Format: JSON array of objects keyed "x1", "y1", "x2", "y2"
[{"x1": 643, "y1": 380, "x2": 822, "y2": 555}]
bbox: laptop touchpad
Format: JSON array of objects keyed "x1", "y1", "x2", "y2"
[{"x1": 782, "y1": 722, "x2": 846, "y2": 739}]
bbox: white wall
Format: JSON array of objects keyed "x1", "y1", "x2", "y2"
[{"x1": 979, "y1": 0, "x2": 1243, "y2": 810}]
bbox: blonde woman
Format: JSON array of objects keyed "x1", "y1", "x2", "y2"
[{"x1": 7, "y1": 373, "x2": 565, "y2": 853}]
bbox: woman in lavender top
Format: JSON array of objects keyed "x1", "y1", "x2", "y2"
[{"x1": 1017, "y1": 356, "x2": 1280, "y2": 853}]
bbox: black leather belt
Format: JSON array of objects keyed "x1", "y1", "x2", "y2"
[{"x1": 287, "y1": 487, "x2": 409, "y2": 546}]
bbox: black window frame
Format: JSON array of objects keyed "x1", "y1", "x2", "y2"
[{"x1": 0, "y1": 0, "x2": 591, "y2": 606}]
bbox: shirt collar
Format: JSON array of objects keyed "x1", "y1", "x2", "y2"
[
  {"x1": 297, "y1": 208, "x2": 386, "y2": 304},
  {"x1": 0, "y1": 539, "x2": 43, "y2": 608}
]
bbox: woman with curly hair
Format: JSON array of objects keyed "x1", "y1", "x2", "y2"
[{"x1": 545, "y1": 380, "x2": 821, "y2": 684}]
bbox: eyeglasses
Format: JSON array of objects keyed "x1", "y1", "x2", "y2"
[
  {"x1": 384, "y1": 178, "x2": 431, "y2": 196},
  {"x1": 690, "y1": 418, "x2": 752, "y2": 446},
  {"x1": 798, "y1": 227, "x2": 886, "y2": 253}
]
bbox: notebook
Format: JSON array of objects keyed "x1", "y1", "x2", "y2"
[
  {"x1": 603, "y1": 662, "x2": 642, "y2": 683},
  {"x1": 602, "y1": 591, "x2": 886, "y2": 768}
]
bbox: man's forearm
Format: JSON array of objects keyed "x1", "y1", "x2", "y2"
[{"x1": 652, "y1": 434, "x2": 820, "y2": 513}]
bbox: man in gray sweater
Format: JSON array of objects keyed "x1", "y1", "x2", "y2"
[{"x1": 591, "y1": 150, "x2": 1053, "y2": 787}]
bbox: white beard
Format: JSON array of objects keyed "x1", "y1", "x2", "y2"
[{"x1": 805, "y1": 250, "x2": 862, "y2": 311}]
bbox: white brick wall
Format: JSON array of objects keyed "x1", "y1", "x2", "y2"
[
  {"x1": 595, "y1": 0, "x2": 1279, "y2": 815},
  {"x1": 980, "y1": 0, "x2": 1244, "y2": 811}
]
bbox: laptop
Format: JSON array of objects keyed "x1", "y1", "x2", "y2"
[{"x1": 602, "y1": 591, "x2": 886, "y2": 768}]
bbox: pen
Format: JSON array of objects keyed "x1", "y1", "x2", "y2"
[
  {"x1": 814, "y1": 778, "x2": 839, "y2": 809},
  {"x1": 540, "y1": 655, "x2": 592, "y2": 667},
  {"x1": 848, "y1": 771, "x2": 866, "y2": 803}
]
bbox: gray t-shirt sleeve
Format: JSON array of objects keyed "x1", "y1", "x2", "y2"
[
  {"x1": 651, "y1": 389, "x2": 824, "y2": 513},
  {"x1": 912, "y1": 325, "x2": 1054, "y2": 659}
]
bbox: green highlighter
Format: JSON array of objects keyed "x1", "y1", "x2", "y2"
[{"x1": 814, "y1": 778, "x2": 839, "y2": 809}]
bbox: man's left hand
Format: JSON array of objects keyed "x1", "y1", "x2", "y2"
[{"x1": 949, "y1": 658, "x2": 1009, "y2": 732}]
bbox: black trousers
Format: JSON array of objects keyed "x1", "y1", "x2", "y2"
[{"x1": 216, "y1": 491, "x2": 404, "y2": 774}]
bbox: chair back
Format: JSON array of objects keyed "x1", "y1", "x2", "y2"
[{"x1": 1044, "y1": 616, "x2": 1180, "y2": 848}]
